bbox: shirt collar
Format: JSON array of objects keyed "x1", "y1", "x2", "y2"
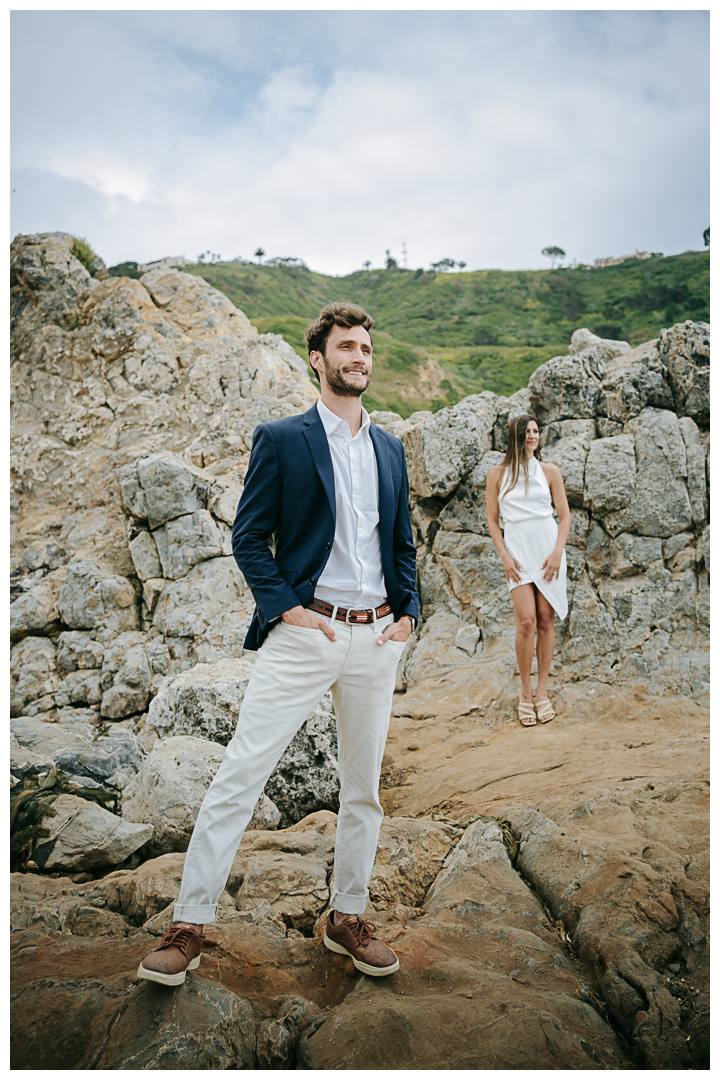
[{"x1": 317, "y1": 399, "x2": 371, "y2": 437}]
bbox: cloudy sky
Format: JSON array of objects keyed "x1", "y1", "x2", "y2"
[{"x1": 11, "y1": 9, "x2": 709, "y2": 275}]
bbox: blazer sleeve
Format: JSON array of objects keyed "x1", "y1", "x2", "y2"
[
  {"x1": 392, "y1": 443, "x2": 420, "y2": 621},
  {"x1": 232, "y1": 423, "x2": 302, "y2": 622}
]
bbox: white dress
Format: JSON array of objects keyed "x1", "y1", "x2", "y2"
[{"x1": 499, "y1": 457, "x2": 568, "y2": 620}]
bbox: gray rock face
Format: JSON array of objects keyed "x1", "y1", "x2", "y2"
[
  {"x1": 679, "y1": 416, "x2": 708, "y2": 526},
  {"x1": 11, "y1": 716, "x2": 145, "y2": 789},
  {"x1": 32, "y1": 794, "x2": 153, "y2": 871},
  {"x1": 11, "y1": 231, "x2": 319, "y2": 720},
  {"x1": 152, "y1": 510, "x2": 225, "y2": 579},
  {"x1": 54, "y1": 669, "x2": 103, "y2": 708},
  {"x1": 529, "y1": 352, "x2": 603, "y2": 424},
  {"x1": 128, "y1": 531, "x2": 162, "y2": 581},
  {"x1": 121, "y1": 735, "x2": 281, "y2": 855},
  {"x1": 10, "y1": 566, "x2": 67, "y2": 641},
  {"x1": 146, "y1": 658, "x2": 340, "y2": 828},
  {"x1": 583, "y1": 435, "x2": 637, "y2": 513},
  {"x1": 11, "y1": 636, "x2": 61, "y2": 716},
  {"x1": 374, "y1": 320, "x2": 708, "y2": 700},
  {"x1": 569, "y1": 328, "x2": 631, "y2": 359},
  {"x1": 147, "y1": 657, "x2": 255, "y2": 744},
  {"x1": 121, "y1": 735, "x2": 225, "y2": 855},
  {"x1": 118, "y1": 453, "x2": 211, "y2": 530},
  {"x1": 658, "y1": 320, "x2": 710, "y2": 423},
  {"x1": 207, "y1": 481, "x2": 243, "y2": 526},
  {"x1": 542, "y1": 434, "x2": 591, "y2": 507},
  {"x1": 602, "y1": 409, "x2": 692, "y2": 538},
  {"x1": 595, "y1": 341, "x2": 675, "y2": 423},
  {"x1": 56, "y1": 631, "x2": 104, "y2": 671},
  {"x1": 152, "y1": 555, "x2": 247, "y2": 638},
  {"x1": 99, "y1": 632, "x2": 170, "y2": 719},
  {"x1": 264, "y1": 697, "x2": 341, "y2": 827},
  {"x1": 57, "y1": 559, "x2": 138, "y2": 638},
  {"x1": 404, "y1": 394, "x2": 497, "y2": 498}
]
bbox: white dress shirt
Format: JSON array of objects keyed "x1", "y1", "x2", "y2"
[{"x1": 314, "y1": 399, "x2": 387, "y2": 609}]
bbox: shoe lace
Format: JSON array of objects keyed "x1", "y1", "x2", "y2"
[
  {"x1": 157, "y1": 925, "x2": 204, "y2": 956},
  {"x1": 348, "y1": 916, "x2": 377, "y2": 946}
]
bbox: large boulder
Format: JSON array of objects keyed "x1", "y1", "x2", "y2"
[
  {"x1": 11, "y1": 636, "x2": 61, "y2": 716},
  {"x1": 32, "y1": 794, "x2": 153, "y2": 872},
  {"x1": 595, "y1": 340, "x2": 675, "y2": 423},
  {"x1": 10, "y1": 566, "x2": 67, "y2": 641},
  {"x1": 146, "y1": 658, "x2": 341, "y2": 827},
  {"x1": 117, "y1": 452, "x2": 212, "y2": 530},
  {"x1": 56, "y1": 631, "x2": 104, "y2": 671},
  {"x1": 403, "y1": 394, "x2": 497, "y2": 498},
  {"x1": 583, "y1": 435, "x2": 637, "y2": 514},
  {"x1": 601, "y1": 409, "x2": 692, "y2": 538},
  {"x1": 366, "y1": 818, "x2": 456, "y2": 907},
  {"x1": 264, "y1": 696, "x2": 341, "y2": 827},
  {"x1": 436, "y1": 451, "x2": 503, "y2": 536},
  {"x1": 151, "y1": 556, "x2": 252, "y2": 660},
  {"x1": 528, "y1": 351, "x2": 604, "y2": 424},
  {"x1": 569, "y1": 327, "x2": 631, "y2": 359},
  {"x1": 57, "y1": 559, "x2": 138, "y2": 641},
  {"x1": 678, "y1": 416, "x2": 708, "y2": 526},
  {"x1": 147, "y1": 657, "x2": 255, "y2": 744},
  {"x1": 121, "y1": 735, "x2": 281, "y2": 856},
  {"x1": 99, "y1": 631, "x2": 170, "y2": 719},
  {"x1": 152, "y1": 510, "x2": 227, "y2": 579},
  {"x1": 11, "y1": 716, "x2": 145, "y2": 789},
  {"x1": 658, "y1": 320, "x2": 710, "y2": 424}
]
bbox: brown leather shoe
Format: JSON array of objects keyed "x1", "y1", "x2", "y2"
[
  {"x1": 324, "y1": 912, "x2": 399, "y2": 976},
  {"x1": 137, "y1": 924, "x2": 204, "y2": 986}
]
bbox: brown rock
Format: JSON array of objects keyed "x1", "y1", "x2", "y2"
[{"x1": 10, "y1": 931, "x2": 255, "y2": 1069}]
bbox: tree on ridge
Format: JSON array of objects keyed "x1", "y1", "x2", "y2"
[{"x1": 541, "y1": 246, "x2": 566, "y2": 269}]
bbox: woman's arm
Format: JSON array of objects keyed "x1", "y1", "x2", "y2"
[
  {"x1": 541, "y1": 463, "x2": 571, "y2": 582},
  {"x1": 485, "y1": 467, "x2": 523, "y2": 584}
]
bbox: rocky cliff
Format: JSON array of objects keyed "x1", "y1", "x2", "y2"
[
  {"x1": 10, "y1": 233, "x2": 709, "y2": 1069},
  {"x1": 381, "y1": 319, "x2": 709, "y2": 710}
]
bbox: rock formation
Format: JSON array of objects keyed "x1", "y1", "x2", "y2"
[
  {"x1": 378, "y1": 322, "x2": 709, "y2": 706},
  {"x1": 10, "y1": 235, "x2": 709, "y2": 1068}
]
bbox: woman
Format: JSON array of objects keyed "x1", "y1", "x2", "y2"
[{"x1": 486, "y1": 414, "x2": 570, "y2": 726}]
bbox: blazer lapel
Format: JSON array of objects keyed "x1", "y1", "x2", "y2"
[
  {"x1": 369, "y1": 423, "x2": 394, "y2": 528},
  {"x1": 303, "y1": 404, "x2": 336, "y2": 524}
]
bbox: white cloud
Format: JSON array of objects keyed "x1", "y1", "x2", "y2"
[{"x1": 10, "y1": 10, "x2": 709, "y2": 272}]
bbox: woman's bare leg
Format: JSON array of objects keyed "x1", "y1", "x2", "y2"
[
  {"x1": 535, "y1": 590, "x2": 555, "y2": 701},
  {"x1": 511, "y1": 584, "x2": 537, "y2": 703}
]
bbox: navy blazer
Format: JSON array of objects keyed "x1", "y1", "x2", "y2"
[{"x1": 232, "y1": 403, "x2": 419, "y2": 650}]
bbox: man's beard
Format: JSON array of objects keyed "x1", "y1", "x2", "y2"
[{"x1": 324, "y1": 360, "x2": 372, "y2": 398}]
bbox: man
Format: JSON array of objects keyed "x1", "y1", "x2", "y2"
[{"x1": 138, "y1": 301, "x2": 419, "y2": 986}]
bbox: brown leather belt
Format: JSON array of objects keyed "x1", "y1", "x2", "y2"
[{"x1": 308, "y1": 599, "x2": 392, "y2": 624}]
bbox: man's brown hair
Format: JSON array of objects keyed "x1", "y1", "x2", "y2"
[{"x1": 305, "y1": 302, "x2": 373, "y2": 382}]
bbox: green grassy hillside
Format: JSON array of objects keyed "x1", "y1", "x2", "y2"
[{"x1": 181, "y1": 251, "x2": 709, "y2": 416}]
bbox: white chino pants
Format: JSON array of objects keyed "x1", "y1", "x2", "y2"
[{"x1": 174, "y1": 614, "x2": 406, "y2": 923}]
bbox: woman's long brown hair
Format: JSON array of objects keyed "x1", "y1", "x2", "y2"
[{"x1": 498, "y1": 413, "x2": 542, "y2": 501}]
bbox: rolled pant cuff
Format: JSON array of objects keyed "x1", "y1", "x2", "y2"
[
  {"x1": 330, "y1": 889, "x2": 367, "y2": 916},
  {"x1": 173, "y1": 903, "x2": 218, "y2": 924}
]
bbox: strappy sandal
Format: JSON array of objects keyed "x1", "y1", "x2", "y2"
[
  {"x1": 535, "y1": 698, "x2": 556, "y2": 724},
  {"x1": 518, "y1": 701, "x2": 537, "y2": 727}
]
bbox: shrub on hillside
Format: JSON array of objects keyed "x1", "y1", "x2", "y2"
[{"x1": 71, "y1": 236, "x2": 97, "y2": 274}]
